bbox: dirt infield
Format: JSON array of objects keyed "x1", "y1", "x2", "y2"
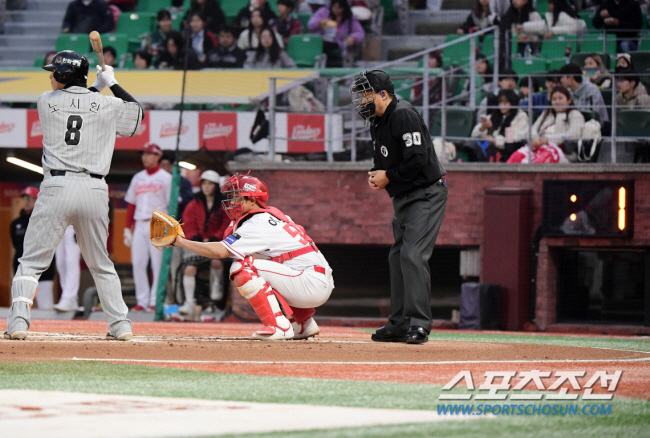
[{"x1": 2, "y1": 319, "x2": 649, "y2": 399}]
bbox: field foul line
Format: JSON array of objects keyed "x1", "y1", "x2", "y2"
[{"x1": 71, "y1": 357, "x2": 650, "y2": 365}]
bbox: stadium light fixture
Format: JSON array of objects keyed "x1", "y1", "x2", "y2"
[
  {"x1": 6, "y1": 156, "x2": 44, "y2": 174},
  {"x1": 179, "y1": 161, "x2": 196, "y2": 170}
]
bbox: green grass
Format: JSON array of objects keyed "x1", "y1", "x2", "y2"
[{"x1": 0, "y1": 362, "x2": 649, "y2": 437}]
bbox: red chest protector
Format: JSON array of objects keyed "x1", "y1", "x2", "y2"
[{"x1": 223, "y1": 206, "x2": 318, "y2": 264}]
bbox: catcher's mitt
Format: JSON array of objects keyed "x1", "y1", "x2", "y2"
[{"x1": 150, "y1": 209, "x2": 185, "y2": 249}]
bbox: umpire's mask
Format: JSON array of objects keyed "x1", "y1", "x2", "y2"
[{"x1": 349, "y1": 70, "x2": 394, "y2": 126}]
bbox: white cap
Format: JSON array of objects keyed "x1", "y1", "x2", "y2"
[{"x1": 200, "y1": 170, "x2": 221, "y2": 185}]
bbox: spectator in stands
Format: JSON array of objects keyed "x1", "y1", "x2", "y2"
[
  {"x1": 592, "y1": 0, "x2": 643, "y2": 52},
  {"x1": 520, "y1": 70, "x2": 559, "y2": 116},
  {"x1": 305, "y1": 0, "x2": 327, "y2": 13},
  {"x1": 518, "y1": 76, "x2": 539, "y2": 100},
  {"x1": 520, "y1": 0, "x2": 585, "y2": 38},
  {"x1": 235, "y1": 0, "x2": 277, "y2": 30},
  {"x1": 155, "y1": 31, "x2": 201, "y2": 70},
  {"x1": 207, "y1": 25, "x2": 247, "y2": 68},
  {"x1": 508, "y1": 86, "x2": 584, "y2": 163},
  {"x1": 103, "y1": 46, "x2": 117, "y2": 67},
  {"x1": 615, "y1": 52, "x2": 635, "y2": 69},
  {"x1": 238, "y1": 8, "x2": 285, "y2": 53},
  {"x1": 615, "y1": 67, "x2": 650, "y2": 108},
  {"x1": 178, "y1": 170, "x2": 230, "y2": 321},
  {"x1": 471, "y1": 89, "x2": 530, "y2": 161},
  {"x1": 147, "y1": 10, "x2": 175, "y2": 57},
  {"x1": 61, "y1": 0, "x2": 114, "y2": 34},
  {"x1": 244, "y1": 27, "x2": 297, "y2": 68},
  {"x1": 478, "y1": 68, "x2": 520, "y2": 118},
  {"x1": 134, "y1": 50, "x2": 153, "y2": 69},
  {"x1": 184, "y1": 0, "x2": 226, "y2": 35},
  {"x1": 583, "y1": 54, "x2": 612, "y2": 89},
  {"x1": 457, "y1": 0, "x2": 499, "y2": 35},
  {"x1": 308, "y1": 0, "x2": 365, "y2": 67},
  {"x1": 411, "y1": 52, "x2": 444, "y2": 106},
  {"x1": 187, "y1": 12, "x2": 219, "y2": 66},
  {"x1": 274, "y1": 0, "x2": 304, "y2": 46},
  {"x1": 44, "y1": 51, "x2": 57, "y2": 66},
  {"x1": 500, "y1": 0, "x2": 543, "y2": 56},
  {"x1": 160, "y1": 151, "x2": 195, "y2": 219},
  {"x1": 475, "y1": 53, "x2": 494, "y2": 91},
  {"x1": 559, "y1": 63, "x2": 610, "y2": 124}
]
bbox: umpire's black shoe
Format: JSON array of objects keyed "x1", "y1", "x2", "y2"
[
  {"x1": 371, "y1": 325, "x2": 407, "y2": 343},
  {"x1": 406, "y1": 326, "x2": 429, "y2": 344}
]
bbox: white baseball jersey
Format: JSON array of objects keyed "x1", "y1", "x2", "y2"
[
  {"x1": 37, "y1": 86, "x2": 142, "y2": 176},
  {"x1": 221, "y1": 213, "x2": 331, "y2": 272},
  {"x1": 124, "y1": 168, "x2": 172, "y2": 220}
]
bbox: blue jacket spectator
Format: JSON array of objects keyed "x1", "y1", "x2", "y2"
[{"x1": 62, "y1": 0, "x2": 114, "y2": 34}]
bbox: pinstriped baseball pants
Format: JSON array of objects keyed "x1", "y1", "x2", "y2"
[{"x1": 7, "y1": 172, "x2": 131, "y2": 337}]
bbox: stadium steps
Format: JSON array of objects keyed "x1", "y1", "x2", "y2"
[
  {"x1": 4, "y1": 21, "x2": 61, "y2": 35},
  {"x1": 406, "y1": 9, "x2": 467, "y2": 35},
  {"x1": 25, "y1": 0, "x2": 70, "y2": 11},
  {"x1": 380, "y1": 35, "x2": 445, "y2": 62}
]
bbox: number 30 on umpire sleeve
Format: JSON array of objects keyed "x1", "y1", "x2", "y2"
[{"x1": 402, "y1": 132, "x2": 421, "y2": 147}]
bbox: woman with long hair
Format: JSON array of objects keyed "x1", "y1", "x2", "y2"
[
  {"x1": 244, "y1": 26, "x2": 296, "y2": 68},
  {"x1": 154, "y1": 31, "x2": 201, "y2": 70},
  {"x1": 508, "y1": 86, "x2": 585, "y2": 163},
  {"x1": 521, "y1": 0, "x2": 585, "y2": 38},
  {"x1": 308, "y1": 0, "x2": 365, "y2": 67},
  {"x1": 183, "y1": 0, "x2": 226, "y2": 35},
  {"x1": 457, "y1": 0, "x2": 499, "y2": 34},
  {"x1": 500, "y1": 0, "x2": 543, "y2": 56},
  {"x1": 583, "y1": 54, "x2": 612, "y2": 89},
  {"x1": 238, "y1": 8, "x2": 284, "y2": 53}
]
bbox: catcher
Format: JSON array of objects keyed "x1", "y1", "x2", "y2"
[{"x1": 151, "y1": 173, "x2": 334, "y2": 340}]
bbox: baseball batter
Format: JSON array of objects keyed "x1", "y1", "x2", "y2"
[
  {"x1": 5, "y1": 50, "x2": 143, "y2": 341},
  {"x1": 53, "y1": 225, "x2": 81, "y2": 312},
  {"x1": 123, "y1": 142, "x2": 171, "y2": 311},
  {"x1": 173, "y1": 173, "x2": 334, "y2": 340}
]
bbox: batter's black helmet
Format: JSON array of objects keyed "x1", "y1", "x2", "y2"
[{"x1": 42, "y1": 50, "x2": 89, "y2": 85}]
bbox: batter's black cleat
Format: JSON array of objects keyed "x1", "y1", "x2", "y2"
[
  {"x1": 406, "y1": 326, "x2": 429, "y2": 344},
  {"x1": 371, "y1": 325, "x2": 407, "y2": 343}
]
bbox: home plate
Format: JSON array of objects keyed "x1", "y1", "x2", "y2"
[{"x1": 0, "y1": 390, "x2": 483, "y2": 437}]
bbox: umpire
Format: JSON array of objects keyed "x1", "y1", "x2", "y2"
[{"x1": 350, "y1": 70, "x2": 448, "y2": 344}]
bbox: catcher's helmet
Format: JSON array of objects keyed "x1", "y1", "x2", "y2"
[
  {"x1": 42, "y1": 50, "x2": 89, "y2": 85},
  {"x1": 221, "y1": 172, "x2": 269, "y2": 221}
]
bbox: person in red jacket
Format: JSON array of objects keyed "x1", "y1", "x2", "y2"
[{"x1": 178, "y1": 170, "x2": 230, "y2": 320}]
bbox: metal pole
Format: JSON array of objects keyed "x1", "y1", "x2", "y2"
[
  {"x1": 527, "y1": 75, "x2": 534, "y2": 162},
  {"x1": 350, "y1": 104, "x2": 357, "y2": 162},
  {"x1": 611, "y1": 73, "x2": 616, "y2": 163},
  {"x1": 326, "y1": 79, "x2": 334, "y2": 162},
  {"x1": 493, "y1": 27, "x2": 500, "y2": 91},
  {"x1": 422, "y1": 53, "x2": 430, "y2": 129},
  {"x1": 268, "y1": 77, "x2": 277, "y2": 161},
  {"x1": 441, "y1": 71, "x2": 447, "y2": 163},
  {"x1": 469, "y1": 35, "x2": 476, "y2": 112}
]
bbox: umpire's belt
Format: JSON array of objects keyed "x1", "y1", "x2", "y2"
[{"x1": 50, "y1": 170, "x2": 103, "y2": 179}]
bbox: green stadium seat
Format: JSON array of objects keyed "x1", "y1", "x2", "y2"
[
  {"x1": 117, "y1": 12, "x2": 156, "y2": 39},
  {"x1": 171, "y1": 11, "x2": 184, "y2": 31},
  {"x1": 580, "y1": 33, "x2": 617, "y2": 55},
  {"x1": 511, "y1": 58, "x2": 548, "y2": 76},
  {"x1": 481, "y1": 33, "x2": 495, "y2": 59},
  {"x1": 540, "y1": 35, "x2": 575, "y2": 59},
  {"x1": 33, "y1": 56, "x2": 45, "y2": 67},
  {"x1": 103, "y1": 33, "x2": 129, "y2": 58},
  {"x1": 443, "y1": 34, "x2": 472, "y2": 66},
  {"x1": 287, "y1": 34, "x2": 323, "y2": 67},
  {"x1": 430, "y1": 108, "x2": 475, "y2": 138},
  {"x1": 137, "y1": 0, "x2": 172, "y2": 13},
  {"x1": 641, "y1": 38, "x2": 650, "y2": 51},
  {"x1": 616, "y1": 110, "x2": 650, "y2": 139},
  {"x1": 631, "y1": 52, "x2": 650, "y2": 75},
  {"x1": 298, "y1": 13, "x2": 311, "y2": 32},
  {"x1": 570, "y1": 53, "x2": 611, "y2": 69},
  {"x1": 392, "y1": 79, "x2": 414, "y2": 100},
  {"x1": 579, "y1": 11, "x2": 595, "y2": 31},
  {"x1": 547, "y1": 58, "x2": 568, "y2": 71},
  {"x1": 55, "y1": 33, "x2": 90, "y2": 53},
  {"x1": 222, "y1": 0, "x2": 248, "y2": 23},
  {"x1": 122, "y1": 54, "x2": 135, "y2": 69}
]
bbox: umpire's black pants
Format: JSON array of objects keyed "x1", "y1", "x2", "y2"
[{"x1": 386, "y1": 181, "x2": 448, "y2": 333}]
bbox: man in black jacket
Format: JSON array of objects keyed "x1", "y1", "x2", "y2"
[
  {"x1": 592, "y1": 0, "x2": 643, "y2": 52},
  {"x1": 350, "y1": 70, "x2": 448, "y2": 344},
  {"x1": 61, "y1": 0, "x2": 114, "y2": 34}
]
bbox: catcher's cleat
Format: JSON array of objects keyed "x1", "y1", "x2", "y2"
[
  {"x1": 252, "y1": 325, "x2": 294, "y2": 341},
  {"x1": 4, "y1": 330, "x2": 27, "y2": 340},
  {"x1": 106, "y1": 331, "x2": 133, "y2": 341},
  {"x1": 292, "y1": 317, "x2": 320, "y2": 340}
]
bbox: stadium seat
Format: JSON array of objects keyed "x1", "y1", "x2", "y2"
[
  {"x1": 616, "y1": 110, "x2": 650, "y2": 162},
  {"x1": 103, "y1": 33, "x2": 129, "y2": 58},
  {"x1": 55, "y1": 33, "x2": 90, "y2": 53},
  {"x1": 430, "y1": 108, "x2": 475, "y2": 138},
  {"x1": 171, "y1": 11, "x2": 184, "y2": 31},
  {"x1": 579, "y1": 11, "x2": 595, "y2": 31},
  {"x1": 641, "y1": 38, "x2": 650, "y2": 51},
  {"x1": 540, "y1": 35, "x2": 575, "y2": 59},
  {"x1": 298, "y1": 13, "x2": 311, "y2": 31},
  {"x1": 287, "y1": 34, "x2": 323, "y2": 67},
  {"x1": 580, "y1": 33, "x2": 617, "y2": 54},
  {"x1": 547, "y1": 58, "x2": 568, "y2": 71},
  {"x1": 581, "y1": 110, "x2": 598, "y2": 122},
  {"x1": 570, "y1": 53, "x2": 611, "y2": 69},
  {"x1": 137, "y1": 0, "x2": 172, "y2": 13},
  {"x1": 512, "y1": 58, "x2": 548, "y2": 76},
  {"x1": 222, "y1": 0, "x2": 248, "y2": 23},
  {"x1": 631, "y1": 52, "x2": 650, "y2": 76},
  {"x1": 33, "y1": 56, "x2": 45, "y2": 67},
  {"x1": 117, "y1": 12, "x2": 156, "y2": 39},
  {"x1": 392, "y1": 79, "x2": 414, "y2": 100},
  {"x1": 481, "y1": 33, "x2": 495, "y2": 59}
]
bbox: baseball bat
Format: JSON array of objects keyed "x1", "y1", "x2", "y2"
[{"x1": 88, "y1": 31, "x2": 106, "y2": 71}]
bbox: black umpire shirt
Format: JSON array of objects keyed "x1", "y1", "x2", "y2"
[{"x1": 370, "y1": 99, "x2": 445, "y2": 198}]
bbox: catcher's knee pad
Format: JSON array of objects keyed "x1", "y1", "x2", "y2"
[{"x1": 230, "y1": 256, "x2": 266, "y2": 300}]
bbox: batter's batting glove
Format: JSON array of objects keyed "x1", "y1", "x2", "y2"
[
  {"x1": 94, "y1": 65, "x2": 118, "y2": 91},
  {"x1": 150, "y1": 209, "x2": 185, "y2": 249}
]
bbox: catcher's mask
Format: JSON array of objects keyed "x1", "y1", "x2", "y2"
[
  {"x1": 221, "y1": 172, "x2": 269, "y2": 221},
  {"x1": 349, "y1": 70, "x2": 394, "y2": 126}
]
